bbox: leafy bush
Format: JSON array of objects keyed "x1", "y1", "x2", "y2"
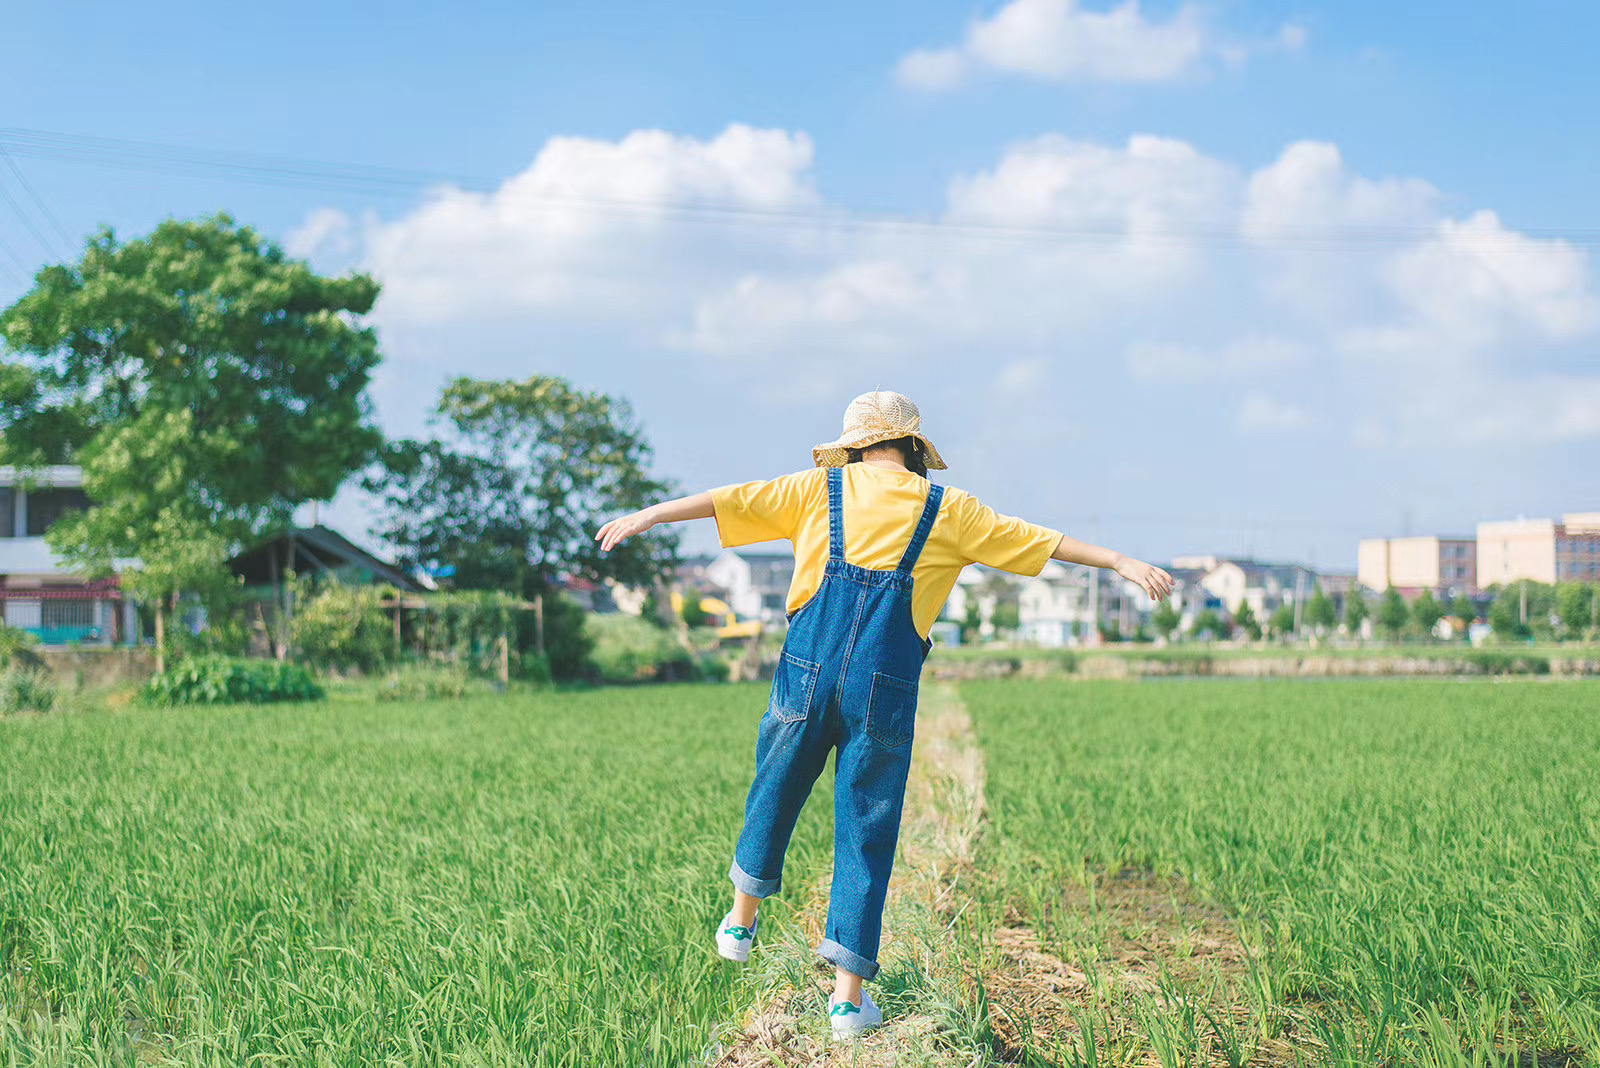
[
  {"x1": 0, "y1": 668, "x2": 56, "y2": 715},
  {"x1": 515, "y1": 651, "x2": 553, "y2": 685},
  {"x1": 0, "y1": 623, "x2": 44, "y2": 672},
  {"x1": 292, "y1": 583, "x2": 400, "y2": 673},
  {"x1": 1463, "y1": 651, "x2": 1550, "y2": 676},
  {"x1": 373, "y1": 664, "x2": 498, "y2": 702},
  {"x1": 587, "y1": 614, "x2": 698, "y2": 683},
  {"x1": 142, "y1": 656, "x2": 324, "y2": 706}
]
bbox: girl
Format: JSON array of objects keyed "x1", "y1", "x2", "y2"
[{"x1": 595, "y1": 390, "x2": 1173, "y2": 1037}]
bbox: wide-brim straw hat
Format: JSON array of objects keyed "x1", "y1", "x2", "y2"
[{"x1": 812, "y1": 390, "x2": 948, "y2": 470}]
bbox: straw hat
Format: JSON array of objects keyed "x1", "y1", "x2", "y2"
[{"x1": 812, "y1": 390, "x2": 948, "y2": 470}]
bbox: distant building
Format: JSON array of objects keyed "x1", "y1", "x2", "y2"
[
  {"x1": 1185, "y1": 558, "x2": 1320, "y2": 620},
  {"x1": 1016, "y1": 562, "x2": 1153, "y2": 646},
  {"x1": 1356, "y1": 536, "x2": 1477, "y2": 596},
  {"x1": 1476, "y1": 513, "x2": 1600, "y2": 586},
  {"x1": 0, "y1": 466, "x2": 133, "y2": 644},
  {"x1": 703, "y1": 549, "x2": 795, "y2": 625}
]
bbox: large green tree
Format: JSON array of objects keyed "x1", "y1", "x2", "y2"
[
  {"x1": 0, "y1": 214, "x2": 383, "y2": 655},
  {"x1": 366, "y1": 375, "x2": 679, "y2": 677}
]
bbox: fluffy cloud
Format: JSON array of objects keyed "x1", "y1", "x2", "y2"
[
  {"x1": 1235, "y1": 392, "x2": 1312, "y2": 434},
  {"x1": 292, "y1": 123, "x2": 1600, "y2": 560},
  {"x1": 299, "y1": 125, "x2": 818, "y2": 327},
  {"x1": 1126, "y1": 335, "x2": 1308, "y2": 383},
  {"x1": 896, "y1": 0, "x2": 1304, "y2": 90}
]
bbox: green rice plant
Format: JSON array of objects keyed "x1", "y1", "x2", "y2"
[
  {"x1": 964, "y1": 678, "x2": 1600, "y2": 1067},
  {"x1": 0, "y1": 667, "x2": 55, "y2": 715},
  {"x1": 0, "y1": 682, "x2": 834, "y2": 1064}
]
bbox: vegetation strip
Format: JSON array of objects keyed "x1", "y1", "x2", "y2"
[
  {"x1": 707, "y1": 682, "x2": 997, "y2": 1066},
  {"x1": 963, "y1": 678, "x2": 1600, "y2": 1066}
]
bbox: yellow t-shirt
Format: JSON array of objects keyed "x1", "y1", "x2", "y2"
[{"x1": 709, "y1": 463, "x2": 1063, "y2": 639}]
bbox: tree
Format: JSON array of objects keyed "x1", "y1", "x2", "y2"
[
  {"x1": 1234, "y1": 600, "x2": 1262, "y2": 641},
  {"x1": 960, "y1": 601, "x2": 982, "y2": 645},
  {"x1": 1377, "y1": 588, "x2": 1409, "y2": 639},
  {"x1": 1151, "y1": 599, "x2": 1181, "y2": 641},
  {"x1": 990, "y1": 600, "x2": 1021, "y2": 633},
  {"x1": 1270, "y1": 602, "x2": 1297, "y2": 639},
  {"x1": 1, "y1": 214, "x2": 383, "y2": 660},
  {"x1": 367, "y1": 375, "x2": 678, "y2": 678},
  {"x1": 1192, "y1": 609, "x2": 1225, "y2": 640},
  {"x1": 1411, "y1": 589, "x2": 1445, "y2": 638},
  {"x1": 1344, "y1": 587, "x2": 1369, "y2": 635},
  {"x1": 1306, "y1": 586, "x2": 1337, "y2": 632},
  {"x1": 1556, "y1": 582, "x2": 1598, "y2": 639},
  {"x1": 1449, "y1": 594, "x2": 1477, "y2": 639}
]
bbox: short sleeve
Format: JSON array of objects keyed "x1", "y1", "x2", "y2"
[
  {"x1": 947, "y1": 489, "x2": 1062, "y2": 576},
  {"x1": 709, "y1": 469, "x2": 821, "y2": 548}
]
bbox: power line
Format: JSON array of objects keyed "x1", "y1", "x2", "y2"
[
  {"x1": 0, "y1": 142, "x2": 74, "y2": 252},
  {"x1": 3, "y1": 125, "x2": 1598, "y2": 252}
]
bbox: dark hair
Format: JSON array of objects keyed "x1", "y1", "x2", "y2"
[{"x1": 847, "y1": 436, "x2": 928, "y2": 478}]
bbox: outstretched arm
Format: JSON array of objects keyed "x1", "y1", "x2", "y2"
[
  {"x1": 595, "y1": 492, "x2": 715, "y2": 553},
  {"x1": 1051, "y1": 534, "x2": 1175, "y2": 602}
]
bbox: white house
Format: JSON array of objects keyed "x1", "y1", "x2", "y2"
[
  {"x1": 0, "y1": 466, "x2": 134, "y2": 644},
  {"x1": 703, "y1": 549, "x2": 795, "y2": 625},
  {"x1": 1017, "y1": 562, "x2": 1160, "y2": 646}
]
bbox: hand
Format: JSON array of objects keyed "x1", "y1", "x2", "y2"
[
  {"x1": 595, "y1": 508, "x2": 656, "y2": 553},
  {"x1": 1114, "y1": 555, "x2": 1175, "y2": 602}
]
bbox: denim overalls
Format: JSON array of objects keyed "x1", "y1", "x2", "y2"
[{"x1": 728, "y1": 465, "x2": 945, "y2": 981}]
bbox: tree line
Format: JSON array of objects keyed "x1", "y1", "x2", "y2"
[{"x1": 0, "y1": 214, "x2": 679, "y2": 679}]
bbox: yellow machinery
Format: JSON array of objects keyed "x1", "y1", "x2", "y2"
[{"x1": 670, "y1": 591, "x2": 763, "y2": 641}]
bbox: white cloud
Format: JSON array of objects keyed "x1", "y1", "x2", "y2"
[
  {"x1": 296, "y1": 121, "x2": 1600, "y2": 541},
  {"x1": 286, "y1": 207, "x2": 356, "y2": 260},
  {"x1": 1126, "y1": 334, "x2": 1308, "y2": 383},
  {"x1": 895, "y1": 0, "x2": 1303, "y2": 90},
  {"x1": 1235, "y1": 392, "x2": 1311, "y2": 433},
  {"x1": 356, "y1": 124, "x2": 818, "y2": 326}
]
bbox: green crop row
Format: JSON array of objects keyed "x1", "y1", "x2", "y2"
[
  {"x1": 963, "y1": 678, "x2": 1600, "y2": 1066},
  {"x1": 0, "y1": 683, "x2": 829, "y2": 1065}
]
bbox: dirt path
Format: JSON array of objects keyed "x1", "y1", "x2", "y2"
[{"x1": 706, "y1": 682, "x2": 993, "y2": 1066}]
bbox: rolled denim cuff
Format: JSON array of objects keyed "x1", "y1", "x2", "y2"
[
  {"x1": 729, "y1": 858, "x2": 781, "y2": 898},
  {"x1": 816, "y1": 937, "x2": 879, "y2": 981}
]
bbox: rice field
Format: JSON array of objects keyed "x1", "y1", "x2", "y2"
[
  {"x1": 964, "y1": 678, "x2": 1600, "y2": 1066},
  {"x1": 0, "y1": 684, "x2": 836, "y2": 1066},
  {"x1": 5, "y1": 676, "x2": 1598, "y2": 1066}
]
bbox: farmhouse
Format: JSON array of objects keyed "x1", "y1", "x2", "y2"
[{"x1": 0, "y1": 465, "x2": 133, "y2": 644}]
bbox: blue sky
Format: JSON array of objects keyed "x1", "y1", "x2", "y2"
[{"x1": 3, "y1": 1, "x2": 1597, "y2": 568}]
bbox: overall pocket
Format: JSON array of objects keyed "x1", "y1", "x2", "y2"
[
  {"x1": 768, "y1": 651, "x2": 821, "y2": 724},
  {"x1": 865, "y1": 671, "x2": 919, "y2": 748}
]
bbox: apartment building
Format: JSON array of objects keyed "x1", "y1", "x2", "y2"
[
  {"x1": 1356, "y1": 535, "x2": 1477, "y2": 594},
  {"x1": 1476, "y1": 514, "x2": 1600, "y2": 586}
]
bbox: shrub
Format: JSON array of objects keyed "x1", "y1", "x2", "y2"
[
  {"x1": 372, "y1": 664, "x2": 498, "y2": 702},
  {"x1": 515, "y1": 651, "x2": 553, "y2": 685},
  {"x1": 1463, "y1": 650, "x2": 1550, "y2": 676},
  {"x1": 0, "y1": 623, "x2": 44, "y2": 672},
  {"x1": 0, "y1": 668, "x2": 56, "y2": 715},
  {"x1": 292, "y1": 583, "x2": 400, "y2": 673},
  {"x1": 141, "y1": 656, "x2": 324, "y2": 706},
  {"x1": 587, "y1": 614, "x2": 698, "y2": 683}
]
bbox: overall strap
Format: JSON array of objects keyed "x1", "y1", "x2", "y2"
[
  {"x1": 896, "y1": 484, "x2": 945, "y2": 574},
  {"x1": 826, "y1": 466, "x2": 845, "y2": 561}
]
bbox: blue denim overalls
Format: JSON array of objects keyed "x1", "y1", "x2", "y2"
[{"x1": 728, "y1": 465, "x2": 945, "y2": 981}]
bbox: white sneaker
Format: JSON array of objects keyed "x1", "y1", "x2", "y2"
[
  {"x1": 829, "y1": 988, "x2": 883, "y2": 1036},
  {"x1": 715, "y1": 910, "x2": 758, "y2": 962}
]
